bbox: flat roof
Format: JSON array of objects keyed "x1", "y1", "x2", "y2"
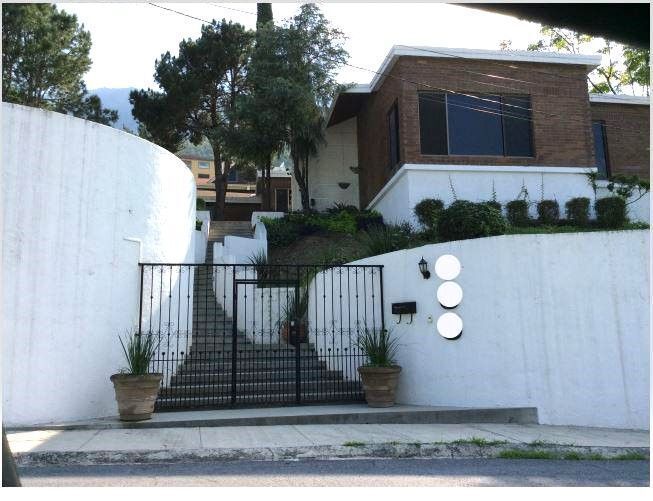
[
  {"x1": 589, "y1": 94, "x2": 650, "y2": 105},
  {"x1": 327, "y1": 45, "x2": 603, "y2": 126}
]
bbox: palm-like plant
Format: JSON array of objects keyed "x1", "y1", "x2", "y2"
[
  {"x1": 357, "y1": 329, "x2": 398, "y2": 367},
  {"x1": 119, "y1": 332, "x2": 158, "y2": 375}
]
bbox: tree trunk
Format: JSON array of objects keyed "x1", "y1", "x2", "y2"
[
  {"x1": 291, "y1": 151, "x2": 310, "y2": 213},
  {"x1": 263, "y1": 155, "x2": 272, "y2": 211},
  {"x1": 211, "y1": 144, "x2": 227, "y2": 221}
]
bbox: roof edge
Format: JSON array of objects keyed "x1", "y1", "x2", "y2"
[{"x1": 589, "y1": 93, "x2": 650, "y2": 105}]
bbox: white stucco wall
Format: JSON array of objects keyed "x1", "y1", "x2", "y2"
[
  {"x1": 2, "y1": 104, "x2": 196, "y2": 426},
  {"x1": 292, "y1": 118, "x2": 360, "y2": 212},
  {"x1": 368, "y1": 164, "x2": 600, "y2": 227},
  {"x1": 345, "y1": 231, "x2": 649, "y2": 429}
]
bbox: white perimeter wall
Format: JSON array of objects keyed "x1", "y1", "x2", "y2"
[
  {"x1": 346, "y1": 231, "x2": 649, "y2": 429},
  {"x1": 2, "y1": 104, "x2": 196, "y2": 426},
  {"x1": 292, "y1": 118, "x2": 359, "y2": 212},
  {"x1": 368, "y1": 164, "x2": 650, "y2": 227}
]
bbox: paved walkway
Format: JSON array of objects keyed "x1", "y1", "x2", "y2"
[{"x1": 8, "y1": 422, "x2": 649, "y2": 459}]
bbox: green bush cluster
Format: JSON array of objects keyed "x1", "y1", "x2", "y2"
[
  {"x1": 437, "y1": 201, "x2": 507, "y2": 241},
  {"x1": 196, "y1": 198, "x2": 206, "y2": 211},
  {"x1": 506, "y1": 200, "x2": 530, "y2": 227},
  {"x1": 595, "y1": 196, "x2": 627, "y2": 228},
  {"x1": 413, "y1": 198, "x2": 444, "y2": 230},
  {"x1": 264, "y1": 206, "x2": 384, "y2": 248},
  {"x1": 359, "y1": 223, "x2": 413, "y2": 256},
  {"x1": 565, "y1": 197, "x2": 590, "y2": 226},
  {"x1": 483, "y1": 200, "x2": 502, "y2": 213},
  {"x1": 537, "y1": 200, "x2": 560, "y2": 225}
]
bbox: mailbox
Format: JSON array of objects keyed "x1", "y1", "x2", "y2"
[{"x1": 391, "y1": 302, "x2": 417, "y2": 315}]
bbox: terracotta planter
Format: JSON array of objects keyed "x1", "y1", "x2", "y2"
[
  {"x1": 281, "y1": 322, "x2": 308, "y2": 346},
  {"x1": 357, "y1": 366, "x2": 402, "y2": 407},
  {"x1": 110, "y1": 373, "x2": 163, "y2": 421}
]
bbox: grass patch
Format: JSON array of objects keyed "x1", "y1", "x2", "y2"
[
  {"x1": 452, "y1": 437, "x2": 509, "y2": 447},
  {"x1": 343, "y1": 441, "x2": 366, "y2": 447},
  {"x1": 528, "y1": 439, "x2": 547, "y2": 447},
  {"x1": 563, "y1": 452, "x2": 605, "y2": 461},
  {"x1": 498, "y1": 449, "x2": 557, "y2": 460},
  {"x1": 613, "y1": 452, "x2": 648, "y2": 460}
]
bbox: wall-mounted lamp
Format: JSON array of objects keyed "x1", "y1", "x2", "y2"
[{"x1": 418, "y1": 257, "x2": 431, "y2": 279}]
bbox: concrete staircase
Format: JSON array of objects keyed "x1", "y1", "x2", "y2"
[
  {"x1": 209, "y1": 221, "x2": 253, "y2": 243},
  {"x1": 157, "y1": 229, "x2": 362, "y2": 410}
]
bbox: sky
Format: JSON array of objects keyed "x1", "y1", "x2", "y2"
[{"x1": 55, "y1": 1, "x2": 555, "y2": 91}]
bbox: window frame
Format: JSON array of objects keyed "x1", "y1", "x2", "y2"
[
  {"x1": 387, "y1": 100, "x2": 401, "y2": 169},
  {"x1": 417, "y1": 91, "x2": 535, "y2": 158},
  {"x1": 198, "y1": 161, "x2": 210, "y2": 169},
  {"x1": 592, "y1": 120, "x2": 611, "y2": 179}
]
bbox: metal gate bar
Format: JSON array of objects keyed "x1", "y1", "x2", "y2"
[{"x1": 136, "y1": 263, "x2": 384, "y2": 411}]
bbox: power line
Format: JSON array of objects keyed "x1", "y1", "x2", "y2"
[{"x1": 145, "y1": 2, "x2": 648, "y2": 137}]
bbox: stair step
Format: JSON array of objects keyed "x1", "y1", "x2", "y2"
[
  {"x1": 162, "y1": 380, "x2": 361, "y2": 397},
  {"x1": 170, "y1": 369, "x2": 343, "y2": 385},
  {"x1": 155, "y1": 390, "x2": 364, "y2": 408},
  {"x1": 180, "y1": 359, "x2": 328, "y2": 371}
]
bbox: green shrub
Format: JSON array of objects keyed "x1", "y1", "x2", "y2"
[
  {"x1": 326, "y1": 203, "x2": 359, "y2": 215},
  {"x1": 359, "y1": 224, "x2": 412, "y2": 256},
  {"x1": 323, "y1": 211, "x2": 357, "y2": 234},
  {"x1": 119, "y1": 332, "x2": 158, "y2": 375},
  {"x1": 506, "y1": 200, "x2": 530, "y2": 227},
  {"x1": 437, "y1": 201, "x2": 507, "y2": 241},
  {"x1": 195, "y1": 219, "x2": 203, "y2": 231},
  {"x1": 357, "y1": 329, "x2": 398, "y2": 367},
  {"x1": 354, "y1": 210, "x2": 384, "y2": 231},
  {"x1": 537, "y1": 200, "x2": 560, "y2": 225},
  {"x1": 414, "y1": 198, "x2": 444, "y2": 230},
  {"x1": 565, "y1": 197, "x2": 590, "y2": 226},
  {"x1": 483, "y1": 200, "x2": 502, "y2": 213},
  {"x1": 595, "y1": 196, "x2": 627, "y2": 228},
  {"x1": 262, "y1": 217, "x2": 301, "y2": 247},
  {"x1": 196, "y1": 198, "x2": 206, "y2": 211}
]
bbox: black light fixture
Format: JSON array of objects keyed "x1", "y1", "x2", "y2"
[{"x1": 418, "y1": 257, "x2": 430, "y2": 279}]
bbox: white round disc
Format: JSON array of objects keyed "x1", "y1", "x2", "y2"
[
  {"x1": 437, "y1": 281, "x2": 463, "y2": 308},
  {"x1": 435, "y1": 254, "x2": 461, "y2": 280},
  {"x1": 437, "y1": 312, "x2": 463, "y2": 339}
]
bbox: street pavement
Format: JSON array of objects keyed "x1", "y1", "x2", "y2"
[{"x1": 17, "y1": 458, "x2": 650, "y2": 487}]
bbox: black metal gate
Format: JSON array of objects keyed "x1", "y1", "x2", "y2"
[{"x1": 137, "y1": 263, "x2": 384, "y2": 411}]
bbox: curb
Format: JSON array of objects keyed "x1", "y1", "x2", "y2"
[{"x1": 14, "y1": 443, "x2": 650, "y2": 467}]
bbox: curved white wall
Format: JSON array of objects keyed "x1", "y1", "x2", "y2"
[
  {"x1": 346, "y1": 231, "x2": 649, "y2": 429},
  {"x1": 2, "y1": 104, "x2": 196, "y2": 425}
]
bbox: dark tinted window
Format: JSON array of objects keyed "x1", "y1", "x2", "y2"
[
  {"x1": 503, "y1": 96, "x2": 533, "y2": 156},
  {"x1": 447, "y1": 93, "x2": 503, "y2": 155},
  {"x1": 417, "y1": 92, "x2": 534, "y2": 157},
  {"x1": 419, "y1": 93, "x2": 447, "y2": 155},
  {"x1": 592, "y1": 121, "x2": 609, "y2": 179},
  {"x1": 388, "y1": 102, "x2": 400, "y2": 168}
]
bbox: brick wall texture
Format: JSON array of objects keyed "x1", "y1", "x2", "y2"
[
  {"x1": 355, "y1": 55, "x2": 649, "y2": 207},
  {"x1": 590, "y1": 102, "x2": 650, "y2": 179}
]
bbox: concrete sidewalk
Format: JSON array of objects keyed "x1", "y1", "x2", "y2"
[{"x1": 9, "y1": 422, "x2": 649, "y2": 466}]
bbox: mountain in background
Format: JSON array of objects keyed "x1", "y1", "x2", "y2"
[{"x1": 90, "y1": 87, "x2": 137, "y2": 132}]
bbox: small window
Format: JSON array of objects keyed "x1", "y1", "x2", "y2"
[
  {"x1": 418, "y1": 93, "x2": 447, "y2": 155},
  {"x1": 592, "y1": 121, "x2": 610, "y2": 179},
  {"x1": 388, "y1": 102, "x2": 400, "y2": 168},
  {"x1": 198, "y1": 173, "x2": 209, "y2": 179},
  {"x1": 198, "y1": 161, "x2": 210, "y2": 169}
]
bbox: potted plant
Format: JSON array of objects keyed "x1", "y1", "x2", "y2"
[
  {"x1": 280, "y1": 291, "x2": 309, "y2": 346},
  {"x1": 357, "y1": 329, "x2": 401, "y2": 407},
  {"x1": 110, "y1": 332, "x2": 162, "y2": 421}
]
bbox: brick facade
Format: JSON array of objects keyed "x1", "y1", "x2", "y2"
[
  {"x1": 590, "y1": 102, "x2": 650, "y2": 179},
  {"x1": 357, "y1": 56, "x2": 597, "y2": 207}
]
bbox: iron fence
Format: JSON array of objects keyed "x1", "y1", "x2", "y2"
[{"x1": 137, "y1": 263, "x2": 384, "y2": 410}]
